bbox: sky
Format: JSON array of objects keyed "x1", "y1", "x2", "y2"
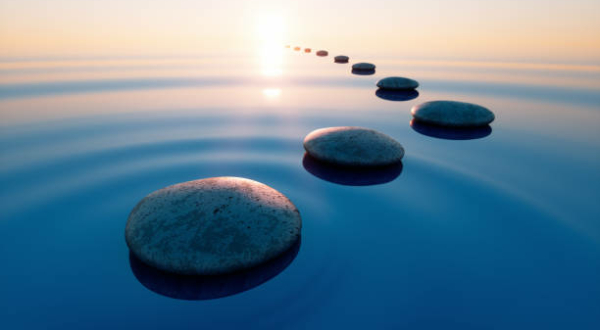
[{"x1": 1, "y1": 0, "x2": 599, "y2": 63}]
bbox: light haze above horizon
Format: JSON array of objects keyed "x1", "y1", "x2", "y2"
[{"x1": 1, "y1": 0, "x2": 599, "y2": 64}]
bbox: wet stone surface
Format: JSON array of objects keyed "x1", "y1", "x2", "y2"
[
  {"x1": 125, "y1": 177, "x2": 302, "y2": 276},
  {"x1": 412, "y1": 100, "x2": 495, "y2": 127},
  {"x1": 303, "y1": 126, "x2": 404, "y2": 167},
  {"x1": 334, "y1": 55, "x2": 349, "y2": 63},
  {"x1": 377, "y1": 76, "x2": 419, "y2": 90},
  {"x1": 352, "y1": 62, "x2": 376, "y2": 71}
]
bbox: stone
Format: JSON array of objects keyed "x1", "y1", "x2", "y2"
[
  {"x1": 303, "y1": 154, "x2": 403, "y2": 186},
  {"x1": 377, "y1": 77, "x2": 419, "y2": 90},
  {"x1": 125, "y1": 177, "x2": 302, "y2": 276},
  {"x1": 285, "y1": 45, "x2": 291, "y2": 48},
  {"x1": 304, "y1": 48, "x2": 311, "y2": 53},
  {"x1": 352, "y1": 62, "x2": 376, "y2": 71},
  {"x1": 411, "y1": 101, "x2": 495, "y2": 127},
  {"x1": 375, "y1": 89, "x2": 419, "y2": 102},
  {"x1": 334, "y1": 55, "x2": 349, "y2": 63},
  {"x1": 410, "y1": 119, "x2": 492, "y2": 140},
  {"x1": 303, "y1": 126, "x2": 404, "y2": 167},
  {"x1": 316, "y1": 50, "x2": 328, "y2": 56},
  {"x1": 129, "y1": 239, "x2": 300, "y2": 300},
  {"x1": 293, "y1": 46, "x2": 301, "y2": 51}
]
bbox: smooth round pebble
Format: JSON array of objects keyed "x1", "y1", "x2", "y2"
[
  {"x1": 293, "y1": 46, "x2": 301, "y2": 51},
  {"x1": 411, "y1": 101, "x2": 495, "y2": 127},
  {"x1": 334, "y1": 55, "x2": 349, "y2": 63},
  {"x1": 316, "y1": 50, "x2": 328, "y2": 56},
  {"x1": 352, "y1": 62, "x2": 376, "y2": 71},
  {"x1": 377, "y1": 76, "x2": 419, "y2": 90},
  {"x1": 303, "y1": 126, "x2": 404, "y2": 166},
  {"x1": 125, "y1": 177, "x2": 302, "y2": 275},
  {"x1": 304, "y1": 48, "x2": 311, "y2": 53}
]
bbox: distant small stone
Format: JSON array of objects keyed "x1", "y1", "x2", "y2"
[
  {"x1": 377, "y1": 77, "x2": 419, "y2": 90},
  {"x1": 352, "y1": 62, "x2": 376, "y2": 71},
  {"x1": 375, "y1": 89, "x2": 419, "y2": 102},
  {"x1": 285, "y1": 45, "x2": 291, "y2": 48},
  {"x1": 334, "y1": 55, "x2": 349, "y2": 63},
  {"x1": 411, "y1": 101, "x2": 495, "y2": 127},
  {"x1": 293, "y1": 46, "x2": 301, "y2": 51},
  {"x1": 316, "y1": 50, "x2": 328, "y2": 56},
  {"x1": 303, "y1": 127, "x2": 404, "y2": 166},
  {"x1": 304, "y1": 48, "x2": 311, "y2": 53},
  {"x1": 125, "y1": 177, "x2": 302, "y2": 275},
  {"x1": 410, "y1": 119, "x2": 492, "y2": 140}
]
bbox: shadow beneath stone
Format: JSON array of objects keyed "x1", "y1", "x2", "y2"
[
  {"x1": 351, "y1": 69, "x2": 375, "y2": 76},
  {"x1": 410, "y1": 119, "x2": 492, "y2": 140},
  {"x1": 129, "y1": 238, "x2": 301, "y2": 301},
  {"x1": 375, "y1": 89, "x2": 419, "y2": 101},
  {"x1": 302, "y1": 153, "x2": 402, "y2": 186}
]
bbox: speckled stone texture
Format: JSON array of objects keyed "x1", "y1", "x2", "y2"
[
  {"x1": 316, "y1": 50, "x2": 328, "y2": 56},
  {"x1": 125, "y1": 177, "x2": 302, "y2": 275},
  {"x1": 352, "y1": 62, "x2": 376, "y2": 71},
  {"x1": 411, "y1": 101, "x2": 495, "y2": 127},
  {"x1": 303, "y1": 127, "x2": 404, "y2": 166},
  {"x1": 376, "y1": 77, "x2": 419, "y2": 90},
  {"x1": 334, "y1": 55, "x2": 349, "y2": 63}
]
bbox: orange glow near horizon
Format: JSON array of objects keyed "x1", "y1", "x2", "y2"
[{"x1": 0, "y1": 1, "x2": 599, "y2": 64}]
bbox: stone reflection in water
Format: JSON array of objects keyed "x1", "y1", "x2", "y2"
[
  {"x1": 130, "y1": 239, "x2": 301, "y2": 300},
  {"x1": 410, "y1": 119, "x2": 492, "y2": 140},
  {"x1": 351, "y1": 68, "x2": 375, "y2": 76},
  {"x1": 302, "y1": 153, "x2": 402, "y2": 186},
  {"x1": 375, "y1": 89, "x2": 419, "y2": 102}
]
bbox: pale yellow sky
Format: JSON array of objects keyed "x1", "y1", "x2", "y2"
[{"x1": 1, "y1": 0, "x2": 599, "y2": 63}]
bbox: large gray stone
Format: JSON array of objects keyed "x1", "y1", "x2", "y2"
[
  {"x1": 352, "y1": 62, "x2": 376, "y2": 71},
  {"x1": 377, "y1": 77, "x2": 419, "y2": 90},
  {"x1": 334, "y1": 55, "x2": 349, "y2": 63},
  {"x1": 303, "y1": 126, "x2": 404, "y2": 166},
  {"x1": 125, "y1": 177, "x2": 302, "y2": 275},
  {"x1": 411, "y1": 101, "x2": 495, "y2": 127}
]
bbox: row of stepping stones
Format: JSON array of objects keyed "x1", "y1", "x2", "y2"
[{"x1": 125, "y1": 45, "x2": 496, "y2": 290}]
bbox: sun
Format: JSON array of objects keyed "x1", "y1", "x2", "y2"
[
  {"x1": 256, "y1": 15, "x2": 285, "y2": 45},
  {"x1": 257, "y1": 15, "x2": 285, "y2": 76}
]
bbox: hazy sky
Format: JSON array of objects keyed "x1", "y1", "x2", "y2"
[{"x1": 1, "y1": 0, "x2": 599, "y2": 63}]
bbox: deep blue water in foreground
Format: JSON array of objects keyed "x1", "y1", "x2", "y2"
[{"x1": 1, "y1": 52, "x2": 599, "y2": 329}]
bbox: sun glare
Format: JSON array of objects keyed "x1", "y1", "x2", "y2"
[
  {"x1": 262, "y1": 88, "x2": 282, "y2": 99},
  {"x1": 257, "y1": 15, "x2": 285, "y2": 77}
]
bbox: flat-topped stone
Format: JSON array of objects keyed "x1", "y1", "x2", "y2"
[
  {"x1": 412, "y1": 101, "x2": 495, "y2": 127},
  {"x1": 125, "y1": 177, "x2": 302, "y2": 275},
  {"x1": 316, "y1": 50, "x2": 328, "y2": 56},
  {"x1": 352, "y1": 62, "x2": 376, "y2": 71},
  {"x1": 334, "y1": 55, "x2": 349, "y2": 63},
  {"x1": 377, "y1": 77, "x2": 419, "y2": 90},
  {"x1": 303, "y1": 126, "x2": 404, "y2": 167}
]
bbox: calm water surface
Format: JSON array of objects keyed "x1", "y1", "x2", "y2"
[{"x1": 1, "y1": 50, "x2": 600, "y2": 329}]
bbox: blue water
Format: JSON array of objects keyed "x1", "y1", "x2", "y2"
[{"x1": 1, "y1": 52, "x2": 600, "y2": 329}]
